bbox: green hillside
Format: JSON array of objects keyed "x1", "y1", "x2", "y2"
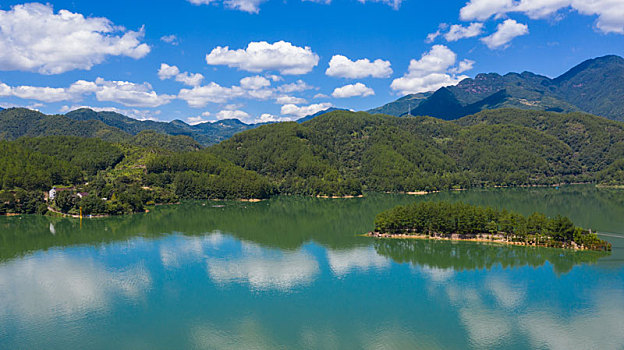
[{"x1": 211, "y1": 109, "x2": 624, "y2": 192}]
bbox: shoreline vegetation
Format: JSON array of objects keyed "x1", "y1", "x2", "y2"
[{"x1": 370, "y1": 201, "x2": 612, "y2": 252}]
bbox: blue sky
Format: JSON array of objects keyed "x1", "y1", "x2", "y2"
[{"x1": 0, "y1": 0, "x2": 623, "y2": 124}]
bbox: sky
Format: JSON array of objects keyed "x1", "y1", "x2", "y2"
[{"x1": 0, "y1": 0, "x2": 623, "y2": 124}]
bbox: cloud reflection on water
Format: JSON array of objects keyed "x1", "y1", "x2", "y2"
[
  {"x1": 326, "y1": 246, "x2": 390, "y2": 277},
  {"x1": 417, "y1": 267, "x2": 624, "y2": 349},
  {"x1": 0, "y1": 251, "x2": 150, "y2": 322}
]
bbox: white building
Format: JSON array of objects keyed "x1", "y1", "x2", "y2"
[{"x1": 49, "y1": 187, "x2": 57, "y2": 200}]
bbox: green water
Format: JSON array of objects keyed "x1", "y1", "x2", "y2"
[{"x1": 0, "y1": 186, "x2": 623, "y2": 349}]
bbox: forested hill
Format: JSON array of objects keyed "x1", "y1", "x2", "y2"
[
  {"x1": 211, "y1": 109, "x2": 624, "y2": 192},
  {"x1": 1, "y1": 108, "x2": 624, "y2": 216},
  {"x1": 370, "y1": 55, "x2": 624, "y2": 122},
  {"x1": 0, "y1": 108, "x2": 201, "y2": 152}
]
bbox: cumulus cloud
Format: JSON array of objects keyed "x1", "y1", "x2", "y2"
[
  {"x1": 256, "y1": 113, "x2": 280, "y2": 123},
  {"x1": 216, "y1": 109, "x2": 251, "y2": 120},
  {"x1": 390, "y1": 45, "x2": 472, "y2": 95},
  {"x1": 326, "y1": 55, "x2": 393, "y2": 78},
  {"x1": 0, "y1": 80, "x2": 92, "y2": 102},
  {"x1": 205, "y1": 41, "x2": 319, "y2": 75},
  {"x1": 158, "y1": 63, "x2": 204, "y2": 87},
  {"x1": 460, "y1": 0, "x2": 624, "y2": 34},
  {"x1": 445, "y1": 22, "x2": 485, "y2": 41},
  {"x1": 239, "y1": 75, "x2": 271, "y2": 90},
  {"x1": 331, "y1": 83, "x2": 375, "y2": 98},
  {"x1": 189, "y1": 0, "x2": 267, "y2": 14},
  {"x1": 94, "y1": 78, "x2": 175, "y2": 107},
  {"x1": 0, "y1": 78, "x2": 173, "y2": 108},
  {"x1": 275, "y1": 95, "x2": 308, "y2": 104},
  {"x1": 277, "y1": 80, "x2": 315, "y2": 93},
  {"x1": 178, "y1": 76, "x2": 293, "y2": 107},
  {"x1": 0, "y1": 3, "x2": 150, "y2": 74},
  {"x1": 178, "y1": 83, "x2": 245, "y2": 107},
  {"x1": 281, "y1": 102, "x2": 333, "y2": 118},
  {"x1": 481, "y1": 19, "x2": 529, "y2": 49}
]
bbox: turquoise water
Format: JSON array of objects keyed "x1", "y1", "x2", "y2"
[{"x1": 0, "y1": 186, "x2": 623, "y2": 349}]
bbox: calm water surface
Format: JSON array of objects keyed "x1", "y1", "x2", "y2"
[{"x1": 0, "y1": 186, "x2": 623, "y2": 349}]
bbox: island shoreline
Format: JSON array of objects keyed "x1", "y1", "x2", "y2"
[{"x1": 365, "y1": 231, "x2": 608, "y2": 251}]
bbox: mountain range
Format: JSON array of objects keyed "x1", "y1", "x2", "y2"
[
  {"x1": 369, "y1": 55, "x2": 624, "y2": 121},
  {"x1": 1, "y1": 54, "x2": 623, "y2": 146}
]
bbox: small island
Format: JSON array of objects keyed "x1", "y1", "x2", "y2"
[{"x1": 369, "y1": 201, "x2": 612, "y2": 251}]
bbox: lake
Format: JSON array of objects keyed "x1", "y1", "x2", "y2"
[{"x1": 1, "y1": 186, "x2": 623, "y2": 349}]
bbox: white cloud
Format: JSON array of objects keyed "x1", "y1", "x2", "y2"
[
  {"x1": 277, "y1": 80, "x2": 315, "y2": 93},
  {"x1": 178, "y1": 83, "x2": 245, "y2": 107},
  {"x1": 326, "y1": 55, "x2": 393, "y2": 78},
  {"x1": 0, "y1": 83, "x2": 11, "y2": 97},
  {"x1": 313, "y1": 93, "x2": 329, "y2": 99},
  {"x1": 94, "y1": 78, "x2": 175, "y2": 107},
  {"x1": 450, "y1": 59, "x2": 476, "y2": 74},
  {"x1": 281, "y1": 102, "x2": 333, "y2": 118},
  {"x1": 205, "y1": 41, "x2": 319, "y2": 75},
  {"x1": 460, "y1": 0, "x2": 513, "y2": 21},
  {"x1": 426, "y1": 23, "x2": 449, "y2": 43},
  {"x1": 460, "y1": 0, "x2": 624, "y2": 34},
  {"x1": 570, "y1": 0, "x2": 624, "y2": 34},
  {"x1": 160, "y1": 34, "x2": 178, "y2": 45},
  {"x1": 481, "y1": 19, "x2": 529, "y2": 49},
  {"x1": 256, "y1": 113, "x2": 280, "y2": 123},
  {"x1": 11, "y1": 86, "x2": 73, "y2": 103},
  {"x1": 0, "y1": 79, "x2": 95, "y2": 103},
  {"x1": 158, "y1": 63, "x2": 204, "y2": 87},
  {"x1": 216, "y1": 109, "x2": 250, "y2": 120},
  {"x1": 177, "y1": 76, "x2": 278, "y2": 108},
  {"x1": 239, "y1": 75, "x2": 271, "y2": 90},
  {"x1": 390, "y1": 45, "x2": 472, "y2": 95},
  {"x1": 0, "y1": 78, "x2": 172, "y2": 108},
  {"x1": 266, "y1": 74, "x2": 283, "y2": 82},
  {"x1": 186, "y1": 112, "x2": 212, "y2": 125},
  {"x1": 158, "y1": 63, "x2": 180, "y2": 80},
  {"x1": 331, "y1": 83, "x2": 375, "y2": 98},
  {"x1": 445, "y1": 22, "x2": 485, "y2": 41},
  {"x1": 189, "y1": 0, "x2": 267, "y2": 14},
  {"x1": 275, "y1": 95, "x2": 307, "y2": 104},
  {"x1": 0, "y1": 3, "x2": 150, "y2": 74}
]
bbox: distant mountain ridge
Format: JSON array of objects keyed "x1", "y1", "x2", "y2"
[
  {"x1": 0, "y1": 107, "x2": 343, "y2": 147},
  {"x1": 369, "y1": 55, "x2": 624, "y2": 121},
  {"x1": 0, "y1": 108, "x2": 201, "y2": 152},
  {"x1": 65, "y1": 108, "x2": 257, "y2": 146}
]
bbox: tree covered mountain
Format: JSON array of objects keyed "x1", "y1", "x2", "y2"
[
  {"x1": 211, "y1": 109, "x2": 624, "y2": 193},
  {"x1": 1, "y1": 108, "x2": 624, "y2": 216},
  {"x1": 370, "y1": 55, "x2": 624, "y2": 121},
  {"x1": 0, "y1": 108, "x2": 201, "y2": 152}
]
